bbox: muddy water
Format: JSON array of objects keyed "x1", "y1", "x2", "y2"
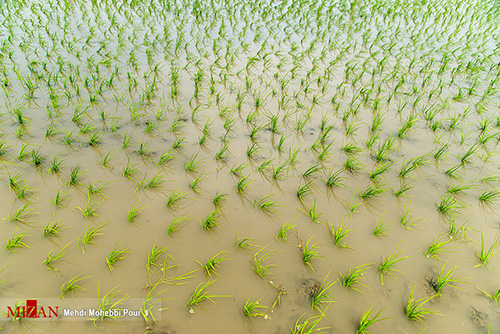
[{"x1": 0, "y1": 0, "x2": 500, "y2": 333}]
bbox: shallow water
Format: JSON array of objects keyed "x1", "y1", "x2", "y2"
[{"x1": 0, "y1": 0, "x2": 500, "y2": 333}]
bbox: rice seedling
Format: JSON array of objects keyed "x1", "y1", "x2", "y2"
[
  {"x1": 196, "y1": 250, "x2": 229, "y2": 278},
  {"x1": 399, "y1": 160, "x2": 417, "y2": 178},
  {"x1": 235, "y1": 175, "x2": 253, "y2": 194},
  {"x1": 400, "y1": 202, "x2": 424, "y2": 229},
  {"x1": 235, "y1": 232, "x2": 259, "y2": 250},
  {"x1": 68, "y1": 165, "x2": 84, "y2": 186},
  {"x1": 342, "y1": 143, "x2": 362, "y2": 155},
  {"x1": 310, "y1": 274, "x2": 335, "y2": 311},
  {"x1": 477, "y1": 287, "x2": 500, "y2": 306},
  {"x1": 92, "y1": 285, "x2": 129, "y2": 325},
  {"x1": 140, "y1": 282, "x2": 168, "y2": 324},
  {"x1": 17, "y1": 143, "x2": 30, "y2": 160},
  {"x1": 60, "y1": 274, "x2": 90, "y2": 298},
  {"x1": 308, "y1": 200, "x2": 323, "y2": 223},
  {"x1": 252, "y1": 246, "x2": 279, "y2": 279},
  {"x1": 201, "y1": 210, "x2": 222, "y2": 230},
  {"x1": 478, "y1": 189, "x2": 500, "y2": 203},
  {"x1": 253, "y1": 194, "x2": 279, "y2": 213},
  {"x1": 7, "y1": 202, "x2": 37, "y2": 223},
  {"x1": 186, "y1": 280, "x2": 230, "y2": 312},
  {"x1": 164, "y1": 214, "x2": 191, "y2": 236},
  {"x1": 324, "y1": 169, "x2": 345, "y2": 188},
  {"x1": 301, "y1": 237, "x2": 322, "y2": 270},
  {"x1": 166, "y1": 188, "x2": 188, "y2": 209},
  {"x1": 88, "y1": 131, "x2": 102, "y2": 146},
  {"x1": 122, "y1": 162, "x2": 139, "y2": 179},
  {"x1": 269, "y1": 280, "x2": 288, "y2": 312},
  {"x1": 138, "y1": 142, "x2": 153, "y2": 156},
  {"x1": 447, "y1": 219, "x2": 467, "y2": 240},
  {"x1": 373, "y1": 135, "x2": 395, "y2": 162},
  {"x1": 289, "y1": 312, "x2": 329, "y2": 334},
  {"x1": 76, "y1": 197, "x2": 102, "y2": 219},
  {"x1": 373, "y1": 214, "x2": 392, "y2": 237},
  {"x1": 139, "y1": 172, "x2": 165, "y2": 189},
  {"x1": 339, "y1": 263, "x2": 372, "y2": 293},
  {"x1": 78, "y1": 222, "x2": 106, "y2": 253},
  {"x1": 343, "y1": 193, "x2": 362, "y2": 214},
  {"x1": 444, "y1": 164, "x2": 461, "y2": 179},
  {"x1": 127, "y1": 198, "x2": 144, "y2": 222},
  {"x1": 99, "y1": 150, "x2": 114, "y2": 168},
  {"x1": 5, "y1": 229, "x2": 29, "y2": 252},
  {"x1": 475, "y1": 232, "x2": 499, "y2": 268},
  {"x1": 276, "y1": 134, "x2": 287, "y2": 152},
  {"x1": 404, "y1": 287, "x2": 441, "y2": 322},
  {"x1": 146, "y1": 242, "x2": 167, "y2": 276},
  {"x1": 297, "y1": 181, "x2": 315, "y2": 202},
  {"x1": 184, "y1": 153, "x2": 204, "y2": 173},
  {"x1": 158, "y1": 149, "x2": 175, "y2": 165},
  {"x1": 436, "y1": 195, "x2": 464, "y2": 216},
  {"x1": 49, "y1": 154, "x2": 64, "y2": 173},
  {"x1": 356, "y1": 306, "x2": 389, "y2": 334},
  {"x1": 270, "y1": 161, "x2": 288, "y2": 180},
  {"x1": 329, "y1": 220, "x2": 352, "y2": 248},
  {"x1": 43, "y1": 242, "x2": 71, "y2": 271},
  {"x1": 106, "y1": 244, "x2": 129, "y2": 271},
  {"x1": 215, "y1": 144, "x2": 230, "y2": 162},
  {"x1": 230, "y1": 163, "x2": 246, "y2": 176},
  {"x1": 359, "y1": 184, "x2": 385, "y2": 200},
  {"x1": 433, "y1": 144, "x2": 448, "y2": 160},
  {"x1": 189, "y1": 173, "x2": 206, "y2": 192},
  {"x1": 344, "y1": 156, "x2": 363, "y2": 174},
  {"x1": 30, "y1": 149, "x2": 45, "y2": 166},
  {"x1": 51, "y1": 190, "x2": 70, "y2": 207},
  {"x1": 427, "y1": 263, "x2": 467, "y2": 296},
  {"x1": 243, "y1": 299, "x2": 269, "y2": 319},
  {"x1": 369, "y1": 163, "x2": 392, "y2": 181},
  {"x1": 43, "y1": 220, "x2": 64, "y2": 237},
  {"x1": 212, "y1": 192, "x2": 228, "y2": 207},
  {"x1": 288, "y1": 146, "x2": 301, "y2": 166},
  {"x1": 171, "y1": 135, "x2": 186, "y2": 150},
  {"x1": 378, "y1": 245, "x2": 410, "y2": 284},
  {"x1": 86, "y1": 181, "x2": 108, "y2": 197},
  {"x1": 460, "y1": 144, "x2": 478, "y2": 165},
  {"x1": 481, "y1": 174, "x2": 500, "y2": 184},
  {"x1": 302, "y1": 163, "x2": 321, "y2": 178},
  {"x1": 121, "y1": 131, "x2": 133, "y2": 149},
  {"x1": 446, "y1": 183, "x2": 474, "y2": 195}
]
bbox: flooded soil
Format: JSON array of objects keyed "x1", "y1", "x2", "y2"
[{"x1": 0, "y1": 0, "x2": 500, "y2": 333}]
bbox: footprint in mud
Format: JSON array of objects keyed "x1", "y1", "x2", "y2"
[
  {"x1": 297, "y1": 278, "x2": 322, "y2": 300},
  {"x1": 471, "y1": 306, "x2": 488, "y2": 328}
]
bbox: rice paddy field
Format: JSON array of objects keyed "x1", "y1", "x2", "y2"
[{"x1": 1, "y1": 0, "x2": 500, "y2": 332}]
